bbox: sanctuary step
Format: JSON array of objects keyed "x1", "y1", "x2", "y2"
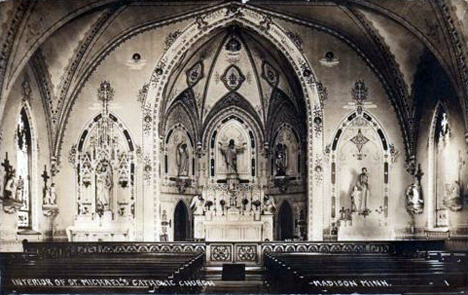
[{"x1": 264, "y1": 251, "x2": 467, "y2": 294}]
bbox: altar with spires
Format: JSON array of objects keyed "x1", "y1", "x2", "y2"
[{"x1": 192, "y1": 169, "x2": 274, "y2": 242}]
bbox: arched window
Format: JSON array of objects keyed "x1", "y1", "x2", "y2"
[{"x1": 16, "y1": 108, "x2": 32, "y2": 229}]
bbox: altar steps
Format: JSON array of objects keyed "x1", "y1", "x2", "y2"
[{"x1": 202, "y1": 266, "x2": 267, "y2": 294}]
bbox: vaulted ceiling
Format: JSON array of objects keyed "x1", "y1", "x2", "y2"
[{"x1": 0, "y1": 0, "x2": 467, "y2": 159}]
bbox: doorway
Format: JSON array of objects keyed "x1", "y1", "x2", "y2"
[
  {"x1": 278, "y1": 201, "x2": 294, "y2": 240},
  {"x1": 174, "y1": 201, "x2": 189, "y2": 241}
]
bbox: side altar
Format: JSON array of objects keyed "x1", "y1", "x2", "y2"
[{"x1": 192, "y1": 176, "x2": 274, "y2": 242}]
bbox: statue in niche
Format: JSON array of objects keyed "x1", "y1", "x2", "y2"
[
  {"x1": 443, "y1": 181, "x2": 463, "y2": 211},
  {"x1": 440, "y1": 112, "x2": 450, "y2": 140},
  {"x1": 15, "y1": 175, "x2": 24, "y2": 202},
  {"x1": 275, "y1": 143, "x2": 288, "y2": 176},
  {"x1": 44, "y1": 183, "x2": 57, "y2": 205},
  {"x1": 176, "y1": 142, "x2": 189, "y2": 176},
  {"x1": 4, "y1": 169, "x2": 17, "y2": 199},
  {"x1": 263, "y1": 195, "x2": 276, "y2": 214},
  {"x1": 190, "y1": 195, "x2": 205, "y2": 215},
  {"x1": 96, "y1": 160, "x2": 113, "y2": 211},
  {"x1": 219, "y1": 139, "x2": 246, "y2": 175},
  {"x1": 351, "y1": 167, "x2": 369, "y2": 213},
  {"x1": 406, "y1": 163, "x2": 424, "y2": 215},
  {"x1": 406, "y1": 182, "x2": 423, "y2": 215}
]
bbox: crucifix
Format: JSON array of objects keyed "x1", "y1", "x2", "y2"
[
  {"x1": 1, "y1": 152, "x2": 12, "y2": 176},
  {"x1": 42, "y1": 165, "x2": 50, "y2": 191}
]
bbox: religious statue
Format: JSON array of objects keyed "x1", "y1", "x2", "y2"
[
  {"x1": 443, "y1": 181, "x2": 463, "y2": 211},
  {"x1": 263, "y1": 195, "x2": 276, "y2": 214},
  {"x1": 440, "y1": 112, "x2": 450, "y2": 139},
  {"x1": 406, "y1": 182, "x2": 423, "y2": 215},
  {"x1": 351, "y1": 167, "x2": 370, "y2": 213},
  {"x1": 96, "y1": 160, "x2": 113, "y2": 210},
  {"x1": 16, "y1": 175, "x2": 25, "y2": 202},
  {"x1": 275, "y1": 143, "x2": 287, "y2": 176},
  {"x1": 176, "y1": 142, "x2": 189, "y2": 176},
  {"x1": 219, "y1": 139, "x2": 246, "y2": 175},
  {"x1": 190, "y1": 195, "x2": 205, "y2": 215},
  {"x1": 44, "y1": 183, "x2": 57, "y2": 206},
  {"x1": 4, "y1": 170, "x2": 16, "y2": 199}
]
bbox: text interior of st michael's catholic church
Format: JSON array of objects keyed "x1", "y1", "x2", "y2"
[{"x1": 0, "y1": 1, "x2": 467, "y2": 294}]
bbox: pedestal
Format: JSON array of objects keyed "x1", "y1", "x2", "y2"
[
  {"x1": 0, "y1": 198, "x2": 23, "y2": 251},
  {"x1": 338, "y1": 214, "x2": 393, "y2": 241}
]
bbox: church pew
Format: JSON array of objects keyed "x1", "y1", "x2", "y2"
[
  {"x1": 1, "y1": 252, "x2": 205, "y2": 293},
  {"x1": 264, "y1": 252, "x2": 467, "y2": 294}
]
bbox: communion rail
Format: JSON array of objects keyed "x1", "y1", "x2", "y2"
[{"x1": 264, "y1": 251, "x2": 467, "y2": 294}]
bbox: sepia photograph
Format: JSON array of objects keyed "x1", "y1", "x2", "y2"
[{"x1": 0, "y1": 0, "x2": 467, "y2": 294}]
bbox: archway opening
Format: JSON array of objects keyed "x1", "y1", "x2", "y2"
[
  {"x1": 278, "y1": 201, "x2": 294, "y2": 241},
  {"x1": 174, "y1": 201, "x2": 189, "y2": 241}
]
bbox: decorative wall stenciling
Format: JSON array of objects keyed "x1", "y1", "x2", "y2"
[
  {"x1": 137, "y1": 82, "x2": 149, "y2": 104},
  {"x1": 21, "y1": 74, "x2": 32, "y2": 100},
  {"x1": 186, "y1": 61, "x2": 204, "y2": 88},
  {"x1": 164, "y1": 30, "x2": 182, "y2": 50},
  {"x1": 329, "y1": 111, "x2": 394, "y2": 239},
  {"x1": 221, "y1": 65, "x2": 245, "y2": 92},
  {"x1": 350, "y1": 129, "x2": 369, "y2": 160},
  {"x1": 285, "y1": 31, "x2": 303, "y2": 52},
  {"x1": 261, "y1": 61, "x2": 279, "y2": 87}
]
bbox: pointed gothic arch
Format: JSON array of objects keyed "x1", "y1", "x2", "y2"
[
  {"x1": 427, "y1": 101, "x2": 457, "y2": 229},
  {"x1": 277, "y1": 200, "x2": 294, "y2": 241},
  {"x1": 174, "y1": 200, "x2": 190, "y2": 241},
  {"x1": 13, "y1": 101, "x2": 39, "y2": 231},
  {"x1": 141, "y1": 6, "x2": 324, "y2": 241}
]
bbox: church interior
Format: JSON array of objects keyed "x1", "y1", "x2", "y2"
[{"x1": 0, "y1": 0, "x2": 467, "y2": 294}]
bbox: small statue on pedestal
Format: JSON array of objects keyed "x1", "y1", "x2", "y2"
[
  {"x1": 176, "y1": 142, "x2": 189, "y2": 177},
  {"x1": 44, "y1": 183, "x2": 57, "y2": 206},
  {"x1": 4, "y1": 170, "x2": 17, "y2": 200},
  {"x1": 263, "y1": 195, "x2": 276, "y2": 214},
  {"x1": 351, "y1": 167, "x2": 370, "y2": 214},
  {"x1": 443, "y1": 180, "x2": 462, "y2": 212},
  {"x1": 406, "y1": 164, "x2": 424, "y2": 215},
  {"x1": 190, "y1": 195, "x2": 205, "y2": 215},
  {"x1": 274, "y1": 143, "x2": 287, "y2": 176}
]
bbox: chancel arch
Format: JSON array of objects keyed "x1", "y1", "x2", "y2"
[
  {"x1": 143, "y1": 7, "x2": 323, "y2": 241},
  {"x1": 328, "y1": 109, "x2": 395, "y2": 240}
]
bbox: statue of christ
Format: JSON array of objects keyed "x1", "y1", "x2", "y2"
[{"x1": 219, "y1": 139, "x2": 246, "y2": 176}]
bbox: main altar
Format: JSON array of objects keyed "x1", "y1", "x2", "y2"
[{"x1": 192, "y1": 173, "x2": 274, "y2": 242}]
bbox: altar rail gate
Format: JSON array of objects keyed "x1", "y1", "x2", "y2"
[{"x1": 22, "y1": 241, "x2": 444, "y2": 265}]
